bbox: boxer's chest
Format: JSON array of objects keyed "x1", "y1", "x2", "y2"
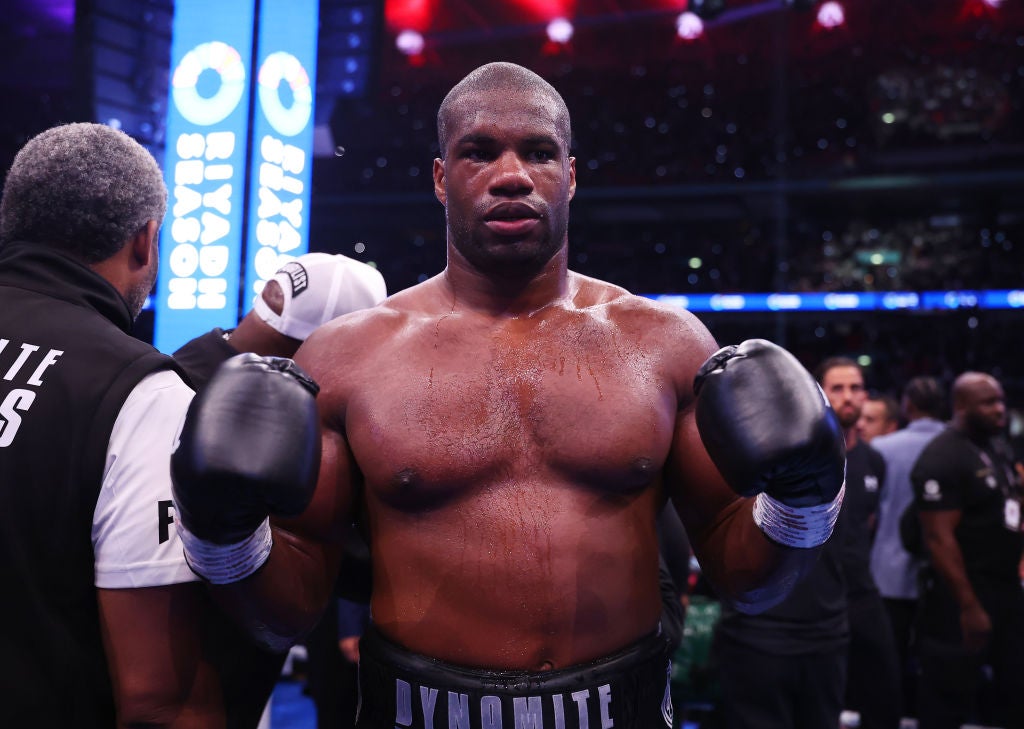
[{"x1": 347, "y1": 315, "x2": 677, "y2": 506}]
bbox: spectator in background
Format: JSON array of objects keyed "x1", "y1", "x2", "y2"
[
  {"x1": 859, "y1": 393, "x2": 900, "y2": 443},
  {"x1": 710, "y1": 355, "x2": 857, "y2": 729},
  {"x1": 910, "y1": 372, "x2": 1024, "y2": 729},
  {"x1": 173, "y1": 251, "x2": 387, "y2": 729},
  {"x1": 868, "y1": 376, "x2": 946, "y2": 723},
  {"x1": 817, "y1": 358, "x2": 901, "y2": 729}
]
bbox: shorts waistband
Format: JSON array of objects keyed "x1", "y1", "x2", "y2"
[
  {"x1": 356, "y1": 624, "x2": 675, "y2": 729},
  {"x1": 359, "y1": 623, "x2": 669, "y2": 694}
]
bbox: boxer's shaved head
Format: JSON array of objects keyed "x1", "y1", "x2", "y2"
[{"x1": 436, "y1": 62, "x2": 572, "y2": 158}]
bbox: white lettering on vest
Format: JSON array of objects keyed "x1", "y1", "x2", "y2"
[
  {"x1": 0, "y1": 389, "x2": 36, "y2": 447},
  {"x1": 0, "y1": 339, "x2": 62, "y2": 447},
  {"x1": 3, "y1": 343, "x2": 38, "y2": 381},
  {"x1": 27, "y1": 349, "x2": 62, "y2": 386}
]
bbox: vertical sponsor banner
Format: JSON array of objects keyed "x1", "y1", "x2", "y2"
[
  {"x1": 243, "y1": 0, "x2": 319, "y2": 306},
  {"x1": 154, "y1": 0, "x2": 255, "y2": 353}
]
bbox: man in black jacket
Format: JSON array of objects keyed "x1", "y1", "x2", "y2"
[{"x1": 0, "y1": 123, "x2": 221, "y2": 727}]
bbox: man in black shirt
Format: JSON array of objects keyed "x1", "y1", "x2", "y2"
[
  {"x1": 911, "y1": 372, "x2": 1024, "y2": 729},
  {"x1": 711, "y1": 355, "x2": 894, "y2": 729},
  {"x1": 819, "y1": 359, "x2": 900, "y2": 729}
]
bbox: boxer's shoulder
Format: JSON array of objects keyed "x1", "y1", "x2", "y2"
[{"x1": 572, "y1": 273, "x2": 717, "y2": 376}]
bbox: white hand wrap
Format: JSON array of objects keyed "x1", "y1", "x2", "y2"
[
  {"x1": 176, "y1": 517, "x2": 273, "y2": 584},
  {"x1": 752, "y1": 483, "x2": 845, "y2": 548}
]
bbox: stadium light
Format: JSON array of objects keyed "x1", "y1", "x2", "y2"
[
  {"x1": 816, "y1": 1, "x2": 845, "y2": 29},
  {"x1": 395, "y1": 29, "x2": 424, "y2": 55},
  {"x1": 546, "y1": 17, "x2": 574, "y2": 44},
  {"x1": 676, "y1": 11, "x2": 705, "y2": 40}
]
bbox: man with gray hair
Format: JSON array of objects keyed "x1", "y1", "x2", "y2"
[{"x1": 0, "y1": 123, "x2": 223, "y2": 727}]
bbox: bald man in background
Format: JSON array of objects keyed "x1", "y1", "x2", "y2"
[{"x1": 911, "y1": 372, "x2": 1024, "y2": 729}]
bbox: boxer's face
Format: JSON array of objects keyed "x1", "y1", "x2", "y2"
[{"x1": 434, "y1": 87, "x2": 576, "y2": 276}]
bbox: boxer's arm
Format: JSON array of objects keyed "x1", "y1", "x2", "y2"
[
  {"x1": 661, "y1": 332, "x2": 843, "y2": 613},
  {"x1": 172, "y1": 339, "x2": 360, "y2": 651},
  {"x1": 98, "y1": 585, "x2": 223, "y2": 727},
  {"x1": 205, "y1": 416, "x2": 356, "y2": 651},
  {"x1": 667, "y1": 404, "x2": 821, "y2": 614}
]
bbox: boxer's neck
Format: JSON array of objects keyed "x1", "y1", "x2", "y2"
[{"x1": 441, "y1": 248, "x2": 572, "y2": 319}]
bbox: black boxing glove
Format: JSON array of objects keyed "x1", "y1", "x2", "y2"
[
  {"x1": 693, "y1": 339, "x2": 846, "y2": 548},
  {"x1": 171, "y1": 353, "x2": 321, "y2": 583}
]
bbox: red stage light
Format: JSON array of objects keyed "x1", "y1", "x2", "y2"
[
  {"x1": 508, "y1": 0, "x2": 575, "y2": 21},
  {"x1": 385, "y1": 0, "x2": 434, "y2": 33}
]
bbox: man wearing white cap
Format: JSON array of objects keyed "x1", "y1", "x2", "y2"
[
  {"x1": 174, "y1": 252, "x2": 387, "y2": 390},
  {"x1": 172, "y1": 251, "x2": 386, "y2": 729}
]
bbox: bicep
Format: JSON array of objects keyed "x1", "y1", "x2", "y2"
[
  {"x1": 665, "y1": 403, "x2": 744, "y2": 543},
  {"x1": 273, "y1": 420, "x2": 358, "y2": 549},
  {"x1": 271, "y1": 339, "x2": 362, "y2": 566},
  {"x1": 664, "y1": 401, "x2": 817, "y2": 613},
  {"x1": 98, "y1": 584, "x2": 222, "y2": 725}
]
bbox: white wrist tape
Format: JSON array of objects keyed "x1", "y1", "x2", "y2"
[
  {"x1": 753, "y1": 483, "x2": 845, "y2": 548},
  {"x1": 176, "y1": 517, "x2": 273, "y2": 584}
]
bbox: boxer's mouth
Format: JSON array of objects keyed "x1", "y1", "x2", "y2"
[{"x1": 484, "y1": 202, "x2": 540, "y2": 221}]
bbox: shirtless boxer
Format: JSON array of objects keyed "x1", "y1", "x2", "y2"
[{"x1": 172, "y1": 62, "x2": 846, "y2": 729}]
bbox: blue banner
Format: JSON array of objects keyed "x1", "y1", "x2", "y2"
[
  {"x1": 242, "y1": 0, "x2": 320, "y2": 308},
  {"x1": 646, "y1": 289, "x2": 1024, "y2": 312},
  {"x1": 154, "y1": 0, "x2": 256, "y2": 353}
]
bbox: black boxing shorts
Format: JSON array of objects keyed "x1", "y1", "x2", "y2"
[{"x1": 355, "y1": 623, "x2": 675, "y2": 729}]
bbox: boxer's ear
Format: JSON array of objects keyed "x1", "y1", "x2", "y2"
[{"x1": 433, "y1": 158, "x2": 446, "y2": 206}]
